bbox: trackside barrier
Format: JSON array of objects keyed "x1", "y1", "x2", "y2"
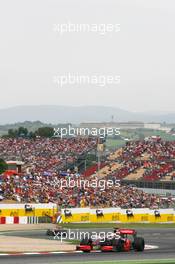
[
  {"x1": 1, "y1": 206, "x2": 175, "y2": 224},
  {"x1": 0, "y1": 216, "x2": 28, "y2": 224},
  {"x1": 0, "y1": 216, "x2": 53, "y2": 224},
  {"x1": 61, "y1": 208, "x2": 175, "y2": 223},
  {"x1": 90, "y1": 208, "x2": 122, "y2": 223},
  {"x1": 27, "y1": 216, "x2": 38, "y2": 224},
  {"x1": 0, "y1": 217, "x2": 6, "y2": 224},
  {"x1": 61, "y1": 208, "x2": 90, "y2": 223},
  {"x1": 149, "y1": 209, "x2": 174, "y2": 223},
  {"x1": 0, "y1": 203, "x2": 57, "y2": 217},
  {"x1": 0, "y1": 216, "x2": 40, "y2": 224},
  {"x1": 19, "y1": 216, "x2": 28, "y2": 224}
]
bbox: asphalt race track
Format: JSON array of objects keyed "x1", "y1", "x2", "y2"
[{"x1": 0, "y1": 228, "x2": 175, "y2": 264}]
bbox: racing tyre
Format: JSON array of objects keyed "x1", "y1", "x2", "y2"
[
  {"x1": 112, "y1": 238, "x2": 123, "y2": 252},
  {"x1": 80, "y1": 236, "x2": 92, "y2": 253},
  {"x1": 134, "y1": 237, "x2": 145, "y2": 251}
]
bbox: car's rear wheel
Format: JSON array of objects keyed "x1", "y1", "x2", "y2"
[
  {"x1": 134, "y1": 237, "x2": 145, "y2": 251},
  {"x1": 112, "y1": 238, "x2": 123, "y2": 252}
]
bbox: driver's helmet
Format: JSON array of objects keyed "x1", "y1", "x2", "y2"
[{"x1": 114, "y1": 227, "x2": 120, "y2": 233}]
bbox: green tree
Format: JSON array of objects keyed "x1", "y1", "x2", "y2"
[
  {"x1": 8, "y1": 128, "x2": 17, "y2": 138},
  {"x1": 7, "y1": 127, "x2": 29, "y2": 138},
  {"x1": 17, "y1": 127, "x2": 28, "y2": 137},
  {"x1": 28, "y1": 131, "x2": 36, "y2": 139},
  {"x1": 35, "y1": 127, "x2": 54, "y2": 137}
]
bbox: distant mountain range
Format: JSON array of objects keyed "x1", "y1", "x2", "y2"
[{"x1": 0, "y1": 105, "x2": 175, "y2": 124}]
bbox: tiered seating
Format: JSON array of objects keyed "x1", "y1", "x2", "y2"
[
  {"x1": 96, "y1": 162, "x2": 122, "y2": 178},
  {"x1": 124, "y1": 167, "x2": 145, "y2": 180},
  {"x1": 1, "y1": 138, "x2": 175, "y2": 206},
  {"x1": 108, "y1": 148, "x2": 123, "y2": 160},
  {"x1": 83, "y1": 163, "x2": 105, "y2": 177},
  {"x1": 97, "y1": 140, "x2": 175, "y2": 182},
  {"x1": 109, "y1": 160, "x2": 142, "y2": 180},
  {"x1": 143, "y1": 163, "x2": 174, "y2": 181}
]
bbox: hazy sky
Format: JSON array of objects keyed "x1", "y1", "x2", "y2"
[{"x1": 0, "y1": 0, "x2": 175, "y2": 112}]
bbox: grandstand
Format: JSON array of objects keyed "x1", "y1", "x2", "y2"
[
  {"x1": 0, "y1": 137, "x2": 175, "y2": 208},
  {"x1": 96, "y1": 138, "x2": 175, "y2": 183}
]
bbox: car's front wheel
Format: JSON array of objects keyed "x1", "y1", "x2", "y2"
[
  {"x1": 80, "y1": 236, "x2": 92, "y2": 253},
  {"x1": 134, "y1": 237, "x2": 145, "y2": 251}
]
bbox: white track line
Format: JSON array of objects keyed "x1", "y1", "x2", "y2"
[{"x1": 0, "y1": 244, "x2": 159, "y2": 256}]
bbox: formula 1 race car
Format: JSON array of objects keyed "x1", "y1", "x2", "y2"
[
  {"x1": 46, "y1": 225, "x2": 67, "y2": 237},
  {"x1": 76, "y1": 228, "x2": 145, "y2": 253}
]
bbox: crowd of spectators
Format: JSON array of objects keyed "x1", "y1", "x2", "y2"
[
  {"x1": 108, "y1": 138, "x2": 175, "y2": 181},
  {"x1": 0, "y1": 137, "x2": 175, "y2": 209},
  {"x1": 0, "y1": 172, "x2": 174, "y2": 209},
  {"x1": 0, "y1": 137, "x2": 97, "y2": 175}
]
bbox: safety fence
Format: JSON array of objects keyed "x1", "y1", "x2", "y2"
[
  {"x1": 0, "y1": 203, "x2": 57, "y2": 217},
  {"x1": 1, "y1": 205, "x2": 175, "y2": 224},
  {"x1": 61, "y1": 208, "x2": 175, "y2": 223}
]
